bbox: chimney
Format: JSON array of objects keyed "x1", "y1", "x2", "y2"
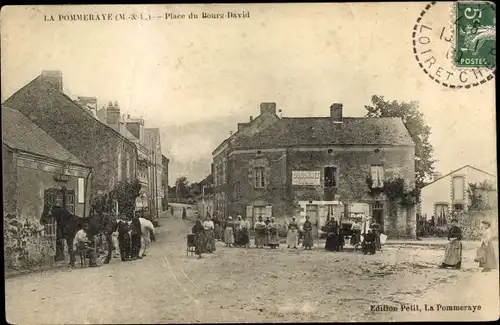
[
  {"x1": 260, "y1": 102, "x2": 277, "y2": 116},
  {"x1": 40, "y1": 70, "x2": 63, "y2": 92},
  {"x1": 106, "y1": 100, "x2": 121, "y2": 125},
  {"x1": 249, "y1": 116, "x2": 253, "y2": 122},
  {"x1": 330, "y1": 103, "x2": 343, "y2": 122}
]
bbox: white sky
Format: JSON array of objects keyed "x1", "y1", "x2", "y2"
[{"x1": 1, "y1": 3, "x2": 496, "y2": 185}]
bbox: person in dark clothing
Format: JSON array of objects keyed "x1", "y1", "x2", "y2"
[
  {"x1": 192, "y1": 219, "x2": 205, "y2": 258},
  {"x1": 117, "y1": 221, "x2": 132, "y2": 261},
  {"x1": 325, "y1": 218, "x2": 338, "y2": 252},
  {"x1": 370, "y1": 220, "x2": 382, "y2": 251},
  {"x1": 130, "y1": 216, "x2": 142, "y2": 260},
  {"x1": 362, "y1": 229, "x2": 376, "y2": 255},
  {"x1": 440, "y1": 218, "x2": 463, "y2": 269},
  {"x1": 182, "y1": 207, "x2": 187, "y2": 220}
]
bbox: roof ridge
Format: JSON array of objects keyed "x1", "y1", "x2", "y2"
[
  {"x1": 29, "y1": 76, "x2": 139, "y2": 149},
  {"x1": 421, "y1": 164, "x2": 497, "y2": 188},
  {"x1": 2, "y1": 105, "x2": 89, "y2": 167}
]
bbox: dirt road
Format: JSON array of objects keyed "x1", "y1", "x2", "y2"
[{"x1": 5, "y1": 215, "x2": 498, "y2": 323}]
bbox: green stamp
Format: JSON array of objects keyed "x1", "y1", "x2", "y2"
[{"x1": 454, "y1": 1, "x2": 496, "y2": 68}]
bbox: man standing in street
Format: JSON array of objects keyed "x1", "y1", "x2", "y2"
[{"x1": 130, "y1": 215, "x2": 142, "y2": 260}]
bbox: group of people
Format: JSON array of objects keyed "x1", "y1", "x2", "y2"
[
  {"x1": 441, "y1": 218, "x2": 497, "y2": 272},
  {"x1": 190, "y1": 217, "x2": 217, "y2": 258},
  {"x1": 73, "y1": 215, "x2": 154, "y2": 266},
  {"x1": 323, "y1": 217, "x2": 382, "y2": 254},
  {"x1": 189, "y1": 213, "x2": 384, "y2": 254}
]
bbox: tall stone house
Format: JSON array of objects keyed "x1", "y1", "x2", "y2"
[
  {"x1": 212, "y1": 102, "x2": 417, "y2": 238},
  {"x1": 94, "y1": 102, "x2": 167, "y2": 218},
  {"x1": 3, "y1": 71, "x2": 138, "y2": 214}
]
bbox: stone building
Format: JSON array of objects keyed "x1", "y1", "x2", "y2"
[
  {"x1": 3, "y1": 71, "x2": 137, "y2": 209},
  {"x1": 212, "y1": 102, "x2": 417, "y2": 238},
  {"x1": 161, "y1": 154, "x2": 170, "y2": 211},
  {"x1": 95, "y1": 105, "x2": 167, "y2": 218},
  {"x1": 2, "y1": 106, "x2": 92, "y2": 218}
]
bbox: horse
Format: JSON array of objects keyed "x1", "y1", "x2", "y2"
[
  {"x1": 39, "y1": 203, "x2": 119, "y2": 266},
  {"x1": 138, "y1": 217, "x2": 155, "y2": 257},
  {"x1": 39, "y1": 202, "x2": 85, "y2": 266}
]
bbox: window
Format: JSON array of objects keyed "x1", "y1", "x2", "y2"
[
  {"x1": 324, "y1": 166, "x2": 337, "y2": 188},
  {"x1": 254, "y1": 206, "x2": 265, "y2": 221},
  {"x1": 452, "y1": 176, "x2": 464, "y2": 201},
  {"x1": 222, "y1": 158, "x2": 227, "y2": 184},
  {"x1": 453, "y1": 203, "x2": 464, "y2": 212},
  {"x1": 254, "y1": 167, "x2": 266, "y2": 188},
  {"x1": 77, "y1": 178, "x2": 85, "y2": 203},
  {"x1": 117, "y1": 151, "x2": 122, "y2": 181},
  {"x1": 67, "y1": 193, "x2": 75, "y2": 214},
  {"x1": 126, "y1": 153, "x2": 131, "y2": 179},
  {"x1": 370, "y1": 165, "x2": 384, "y2": 188}
]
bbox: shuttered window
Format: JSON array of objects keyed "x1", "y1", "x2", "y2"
[
  {"x1": 67, "y1": 193, "x2": 75, "y2": 214},
  {"x1": 254, "y1": 167, "x2": 266, "y2": 188},
  {"x1": 370, "y1": 165, "x2": 384, "y2": 188},
  {"x1": 77, "y1": 178, "x2": 85, "y2": 203}
]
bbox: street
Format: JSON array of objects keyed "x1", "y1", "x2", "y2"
[{"x1": 5, "y1": 214, "x2": 499, "y2": 323}]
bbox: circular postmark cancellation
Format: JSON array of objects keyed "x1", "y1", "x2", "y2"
[{"x1": 412, "y1": 1, "x2": 496, "y2": 89}]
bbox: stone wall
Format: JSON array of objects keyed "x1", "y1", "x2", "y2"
[
  {"x1": 225, "y1": 145, "x2": 416, "y2": 237},
  {"x1": 4, "y1": 82, "x2": 137, "y2": 199},
  {"x1": 3, "y1": 144, "x2": 18, "y2": 214}
]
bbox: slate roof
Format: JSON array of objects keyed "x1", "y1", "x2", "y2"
[
  {"x1": 233, "y1": 117, "x2": 414, "y2": 148},
  {"x1": 2, "y1": 106, "x2": 88, "y2": 166}
]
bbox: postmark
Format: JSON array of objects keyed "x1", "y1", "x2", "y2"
[
  {"x1": 412, "y1": 1, "x2": 496, "y2": 89},
  {"x1": 454, "y1": 1, "x2": 496, "y2": 68}
]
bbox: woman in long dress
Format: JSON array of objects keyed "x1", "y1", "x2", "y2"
[
  {"x1": 224, "y1": 216, "x2": 235, "y2": 247},
  {"x1": 478, "y1": 220, "x2": 498, "y2": 272},
  {"x1": 254, "y1": 216, "x2": 266, "y2": 248},
  {"x1": 302, "y1": 216, "x2": 314, "y2": 250},
  {"x1": 233, "y1": 216, "x2": 242, "y2": 247},
  {"x1": 325, "y1": 218, "x2": 337, "y2": 251},
  {"x1": 192, "y1": 219, "x2": 205, "y2": 259},
  {"x1": 286, "y1": 216, "x2": 299, "y2": 249},
  {"x1": 264, "y1": 218, "x2": 270, "y2": 247},
  {"x1": 440, "y1": 218, "x2": 462, "y2": 269},
  {"x1": 203, "y1": 217, "x2": 216, "y2": 253},
  {"x1": 239, "y1": 216, "x2": 250, "y2": 248},
  {"x1": 267, "y1": 217, "x2": 280, "y2": 249}
]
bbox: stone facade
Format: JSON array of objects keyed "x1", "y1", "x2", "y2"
[
  {"x1": 213, "y1": 102, "x2": 417, "y2": 238},
  {"x1": 3, "y1": 72, "x2": 137, "y2": 202}
]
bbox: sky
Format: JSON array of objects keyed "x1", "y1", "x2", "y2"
[{"x1": 1, "y1": 3, "x2": 496, "y2": 186}]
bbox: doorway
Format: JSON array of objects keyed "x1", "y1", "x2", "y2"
[{"x1": 372, "y1": 201, "x2": 384, "y2": 232}]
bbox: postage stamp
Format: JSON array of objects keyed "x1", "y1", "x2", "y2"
[
  {"x1": 412, "y1": 1, "x2": 495, "y2": 89},
  {"x1": 454, "y1": 1, "x2": 496, "y2": 68}
]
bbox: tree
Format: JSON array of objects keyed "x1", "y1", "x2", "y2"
[
  {"x1": 175, "y1": 176, "x2": 190, "y2": 201},
  {"x1": 365, "y1": 95, "x2": 435, "y2": 191},
  {"x1": 467, "y1": 181, "x2": 494, "y2": 211}
]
